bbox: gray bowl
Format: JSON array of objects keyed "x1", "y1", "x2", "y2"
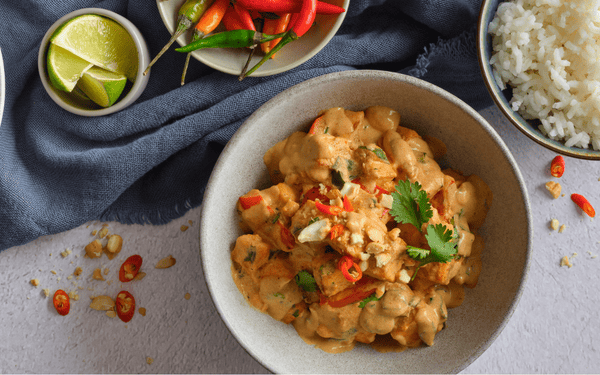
[
  {"x1": 200, "y1": 70, "x2": 532, "y2": 373},
  {"x1": 477, "y1": 0, "x2": 600, "y2": 160}
]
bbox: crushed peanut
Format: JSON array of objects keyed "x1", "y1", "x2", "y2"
[
  {"x1": 74, "y1": 267, "x2": 83, "y2": 276},
  {"x1": 180, "y1": 225, "x2": 189, "y2": 232},
  {"x1": 89, "y1": 295, "x2": 115, "y2": 311},
  {"x1": 92, "y1": 268, "x2": 105, "y2": 281},
  {"x1": 61, "y1": 249, "x2": 72, "y2": 258},
  {"x1": 85, "y1": 239, "x2": 103, "y2": 259},
  {"x1": 560, "y1": 256, "x2": 572, "y2": 268},
  {"x1": 42, "y1": 288, "x2": 50, "y2": 297},
  {"x1": 30, "y1": 279, "x2": 40, "y2": 287},
  {"x1": 104, "y1": 235, "x2": 123, "y2": 260},
  {"x1": 68, "y1": 291, "x2": 79, "y2": 301},
  {"x1": 184, "y1": 293, "x2": 191, "y2": 300},
  {"x1": 91, "y1": 229, "x2": 98, "y2": 236},
  {"x1": 559, "y1": 224, "x2": 566, "y2": 233},
  {"x1": 133, "y1": 272, "x2": 146, "y2": 281},
  {"x1": 545, "y1": 181, "x2": 561, "y2": 199},
  {"x1": 106, "y1": 310, "x2": 117, "y2": 318},
  {"x1": 98, "y1": 226, "x2": 109, "y2": 239},
  {"x1": 550, "y1": 219, "x2": 559, "y2": 231},
  {"x1": 146, "y1": 357, "x2": 154, "y2": 365},
  {"x1": 139, "y1": 307, "x2": 147, "y2": 316},
  {"x1": 155, "y1": 255, "x2": 176, "y2": 269}
]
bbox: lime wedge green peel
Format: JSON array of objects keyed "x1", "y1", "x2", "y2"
[
  {"x1": 76, "y1": 66, "x2": 127, "y2": 108},
  {"x1": 50, "y1": 14, "x2": 138, "y2": 81},
  {"x1": 47, "y1": 44, "x2": 93, "y2": 92}
]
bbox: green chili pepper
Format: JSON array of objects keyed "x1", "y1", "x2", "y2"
[
  {"x1": 144, "y1": 0, "x2": 215, "y2": 76},
  {"x1": 175, "y1": 30, "x2": 288, "y2": 53}
]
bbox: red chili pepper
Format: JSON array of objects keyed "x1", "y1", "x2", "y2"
[
  {"x1": 239, "y1": 195, "x2": 263, "y2": 209},
  {"x1": 53, "y1": 289, "x2": 70, "y2": 316},
  {"x1": 115, "y1": 291, "x2": 136, "y2": 323},
  {"x1": 242, "y1": 0, "x2": 317, "y2": 78},
  {"x1": 268, "y1": 13, "x2": 292, "y2": 53},
  {"x1": 315, "y1": 200, "x2": 343, "y2": 216},
  {"x1": 236, "y1": 0, "x2": 345, "y2": 15},
  {"x1": 571, "y1": 193, "x2": 595, "y2": 217},
  {"x1": 351, "y1": 178, "x2": 370, "y2": 193},
  {"x1": 338, "y1": 255, "x2": 362, "y2": 283},
  {"x1": 277, "y1": 221, "x2": 296, "y2": 249},
  {"x1": 550, "y1": 155, "x2": 565, "y2": 178},
  {"x1": 329, "y1": 223, "x2": 345, "y2": 239},
  {"x1": 322, "y1": 277, "x2": 376, "y2": 307},
  {"x1": 342, "y1": 195, "x2": 353, "y2": 212},
  {"x1": 119, "y1": 255, "x2": 143, "y2": 282},
  {"x1": 302, "y1": 186, "x2": 329, "y2": 204},
  {"x1": 374, "y1": 185, "x2": 389, "y2": 196},
  {"x1": 308, "y1": 115, "x2": 326, "y2": 135},
  {"x1": 222, "y1": 6, "x2": 246, "y2": 31},
  {"x1": 233, "y1": 3, "x2": 256, "y2": 31}
]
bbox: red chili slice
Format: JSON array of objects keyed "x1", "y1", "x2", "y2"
[
  {"x1": 308, "y1": 115, "x2": 326, "y2": 135},
  {"x1": 302, "y1": 186, "x2": 329, "y2": 204},
  {"x1": 239, "y1": 195, "x2": 263, "y2": 209},
  {"x1": 329, "y1": 224, "x2": 345, "y2": 240},
  {"x1": 53, "y1": 289, "x2": 70, "y2": 316},
  {"x1": 277, "y1": 221, "x2": 296, "y2": 250},
  {"x1": 315, "y1": 200, "x2": 343, "y2": 216},
  {"x1": 337, "y1": 255, "x2": 362, "y2": 283},
  {"x1": 571, "y1": 193, "x2": 595, "y2": 217},
  {"x1": 342, "y1": 195, "x2": 354, "y2": 212},
  {"x1": 322, "y1": 277, "x2": 376, "y2": 308},
  {"x1": 115, "y1": 291, "x2": 136, "y2": 323},
  {"x1": 550, "y1": 155, "x2": 565, "y2": 178},
  {"x1": 374, "y1": 185, "x2": 390, "y2": 196},
  {"x1": 119, "y1": 255, "x2": 143, "y2": 282}
]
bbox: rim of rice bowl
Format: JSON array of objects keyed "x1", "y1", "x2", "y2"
[{"x1": 478, "y1": 0, "x2": 600, "y2": 159}]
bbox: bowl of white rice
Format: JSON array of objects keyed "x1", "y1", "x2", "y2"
[{"x1": 478, "y1": 0, "x2": 600, "y2": 159}]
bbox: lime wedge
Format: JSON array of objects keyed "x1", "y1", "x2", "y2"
[
  {"x1": 50, "y1": 14, "x2": 138, "y2": 81},
  {"x1": 76, "y1": 66, "x2": 127, "y2": 108},
  {"x1": 47, "y1": 44, "x2": 93, "y2": 92}
]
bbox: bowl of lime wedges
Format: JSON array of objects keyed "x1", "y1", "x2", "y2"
[{"x1": 38, "y1": 8, "x2": 150, "y2": 116}]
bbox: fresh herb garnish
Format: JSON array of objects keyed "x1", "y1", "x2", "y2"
[
  {"x1": 244, "y1": 246, "x2": 256, "y2": 263},
  {"x1": 358, "y1": 292, "x2": 381, "y2": 308},
  {"x1": 295, "y1": 270, "x2": 317, "y2": 292},
  {"x1": 390, "y1": 179, "x2": 433, "y2": 229},
  {"x1": 271, "y1": 212, "x2": 281, "y2": 224},
  {"x1": 391, "y1": 179, "x2": 458, "y2": 280},
  {"x1": 308, "y1": 217, "x2": 320, "y2": 225},
  {"x1": 359, "y1": 146, "x2": 389, "y2": 162}
]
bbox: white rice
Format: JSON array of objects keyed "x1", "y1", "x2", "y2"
[{"x1": 489, "y1": 0, "x2": 600, "y2": 150}]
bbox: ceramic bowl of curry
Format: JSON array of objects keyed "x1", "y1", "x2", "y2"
[{"x1": 200, "y1": 70, "x2": 532, "y2": 373}]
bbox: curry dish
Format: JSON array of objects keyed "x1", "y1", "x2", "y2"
[{"x1": 231, "y1": 105, "x2": 493, "y2": 353}]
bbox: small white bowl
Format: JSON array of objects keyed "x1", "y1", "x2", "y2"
[
  {"x1": 157, "y1": 0, "x2": 349, "y2": 77},
  {"x1": 38, "y1": 8, "x2": 150, "y2": 117},
  {"x1": 200, "y1": 70, "x2": 532, "y2": 373}
]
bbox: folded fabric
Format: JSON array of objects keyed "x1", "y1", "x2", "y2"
[{"x1": 0, "y1": 0, "x2": 492, "y2": 252}]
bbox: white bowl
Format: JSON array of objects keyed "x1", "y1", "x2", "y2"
[
  {"x1": 200, "y1": 70, "x2": 532, "y2": 373},
  {"x1": 157, "y1": 0, "x2": 349, "y2": 77},
  {"x1": 38, "y1": 8, "x2": 150, "y2": 117}
]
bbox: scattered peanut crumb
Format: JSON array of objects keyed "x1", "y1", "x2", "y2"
[
  {"x1": 560, "y1": 256, "x2": 572, "y2": 268},
  {"x1": 85, "y1": 239, "x2": 103, "y2": 259},
  {"x1": 91, "y1": 230, "x2": 98, "y2": 236},
  {"x1": 92, "y1": 268, "x2": 105, "y2": 281},
  {"x1": 42, "y1": 288, "x2": 50, "y2": 297},
  {"x1": 188, "y1": 220, "x2": 193, "y2": 225},
  {"x1": 139, "y1": 307, "x2": 147, "y2": 316},
  {"x1": 74, "y1": 267, "x2": 83, "y2": 277},
  {"x1": 51, "y1": 270, "x2": 57, "y2": 275},
  {"x1": 133, "y1": 272, "x2": 146, "y2": 281},
  {"x1": 180, "y1": 225, "x2": 189, "y2": 232},
  {"x1": 155, "y1": 255, "x2": 176, "y2": 269},
  {"x1": 550, "y1": 219, "x2": 559, "y2": 231},
  {"x1": 106, "y1": 310, "x2": 117, "y2": 318},
  {"x1": 61, "y1": 249, "x2": 72, "y2": 258},
  {"x1": 545, "y1": 181, "x2": 561, "y2": 199},
  {"x1": 559, "y1": 224, "x2": 566, "y2": 233},
  {"x1": 104, "y1": 235, "x2": 123, "y2": 260},
  {"x1": 146, "y1": 357, "x2": 154, "y2": 365},
  {"x1": 67, "y1": 275, "x2": 73, "y2": 280},
  {"x1": 98, "y1": 226, "x2": 109, "y2": 239},
  {"x1": 103, "y1": 267, "x2": 109, "y2": 275},
  {"x1": 68, "y1": 291, "x2": 79, "y2": 301},
  {"x1": 30, "y1": 279, "x2": 40, "y2": 287},
  {"x1": 184, "y1": 293, "x2": 191, "y2": 300}
]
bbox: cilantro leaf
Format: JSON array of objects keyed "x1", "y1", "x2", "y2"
[
  {"x1": 359, "y1": 146, "x2": 389, "y2": 162},
  {"x1": 390, "y1": 179, "x2": 433, "y2": 229},
  {"x1": 358, "y1": 292, "x2": 381, "y2": 308},
  {"x1": 295, "y1": 270, "x2": 317, "y2": 292},
  {"x1": 406, "y1": 224, "x2": 458, "y2": 280}
]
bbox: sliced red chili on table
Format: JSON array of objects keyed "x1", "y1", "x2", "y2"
[
  {"x1": 571, "y1": 193, "x2": 595, "y2": 217},
  {"x1": 342, "y1": 195, "x2": 354, "y2": 212},
  {"x1": 239, "y1": 195, "x2": 263, "y2": 209},
  {"x1": 337, "y1": 255, "x2": 362, "y2": 283},
  {"x1": 115, "y1": 291, "x2": 136, "y2": 323},
  {"x1": 315, "y1": 200, "x2": 343, "y2": 216},
  {"x1": 119, "y1": 254, "x2": 143, "y2": 282},
  {"x1": 53, "y1": 289, "x2": 70, "y2": 316},
  {"x1": 550, "y1": 155, "x2": 565, "y2": 178}
]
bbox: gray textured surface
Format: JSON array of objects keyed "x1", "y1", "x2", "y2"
[{"x1": 1, "y1": 104, "x2": 599, "y2": 373}]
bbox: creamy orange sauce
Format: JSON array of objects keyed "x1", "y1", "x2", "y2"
[{"x1": 231, "y1": 106, "x2": 493, "y2": 353}]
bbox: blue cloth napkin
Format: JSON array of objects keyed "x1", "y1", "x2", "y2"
[{"x1": 0, "y1": 0, "x2": 492, "y2": 252}]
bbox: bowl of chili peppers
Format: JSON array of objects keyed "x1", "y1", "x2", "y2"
[
  {"x1": 200, "y1": 70, "x2": 532, "y2": 373},
  {"x1": 153, "y1": 0, "x2": 349, "y2": 82}
]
